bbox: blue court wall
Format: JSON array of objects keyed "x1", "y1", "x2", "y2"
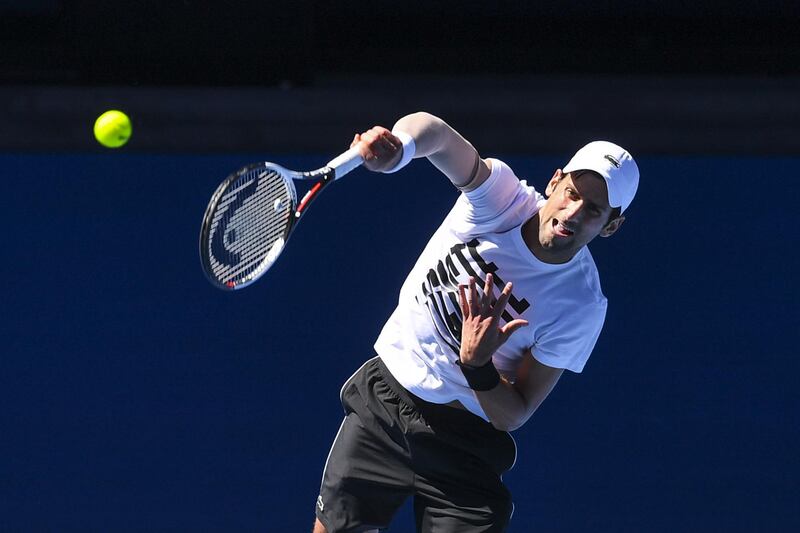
[{"x1": 1, "y1": 153, "x2": 797, "y2": 532}]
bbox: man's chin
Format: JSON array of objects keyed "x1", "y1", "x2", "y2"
[{"x1": 541, "y1": 234, "x2": 570, "y2": 250}]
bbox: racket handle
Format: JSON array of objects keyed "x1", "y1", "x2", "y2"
[{"x1": 327, "y1": 147, "x2": 364, "y2": 180}]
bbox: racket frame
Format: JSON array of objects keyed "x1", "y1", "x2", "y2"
[{"x1": 199, "y1": 148, "x2": 362, "y2": 291}]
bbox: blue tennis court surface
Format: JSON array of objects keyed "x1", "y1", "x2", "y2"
[{"x1": 1, "y1": 153, "x2": 797, "y2": 531}]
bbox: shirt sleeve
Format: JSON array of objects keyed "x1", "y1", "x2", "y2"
[
  {"x1": 447, "y1": 158, "x2": 543, "y2": 239},
  {"x1": 531, "y1": 299, "x2": 607, "y2": 373}
]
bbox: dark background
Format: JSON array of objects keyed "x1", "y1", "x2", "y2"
[
  {"x1": 3, "y1": 0, "x2": 800, "y2": 84},
  {"x1": 1, "y1": 1, "x2": 799, "y2": 532}
]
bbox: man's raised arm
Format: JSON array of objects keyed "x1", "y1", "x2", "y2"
[{"x1": 352, "y1": 112, "x2": 492, "y2": 191}]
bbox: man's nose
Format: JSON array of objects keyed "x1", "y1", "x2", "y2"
[{"x1": 562, "y1": 200, "x2": 583, "y2": 222}]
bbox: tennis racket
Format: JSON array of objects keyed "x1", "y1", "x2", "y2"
[{"x1": 199, "y1": 147, "x2": 364, "y2": 290}]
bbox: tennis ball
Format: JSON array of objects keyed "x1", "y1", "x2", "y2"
[{"x1": 93, "y1": 110, "x2": 132, "y2": 148}]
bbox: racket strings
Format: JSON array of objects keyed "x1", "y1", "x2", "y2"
[
  {"x1": 207, "y1": 168, "x2": 294, "y2": 285},
  {"x1": 216, "y1": 171, "x2": 289, "y2": 254},
  {"x1": 215, "y1": 182, "x2": 284, "y2": 259},
  {"x1": 210, "y1": 179, "x2": 288, "y2": 281}
]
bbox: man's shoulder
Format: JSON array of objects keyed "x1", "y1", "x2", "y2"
[{"x1": 561, "y1": 248, "x2": 607, "y2": 307}]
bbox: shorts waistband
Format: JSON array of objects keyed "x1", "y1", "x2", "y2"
[
  {"x1": 373, "y1": 356, "x2": 422, "y2": 408},
  {"x1": 374, "y1": 356, "x2": 501, "y2": 431}
]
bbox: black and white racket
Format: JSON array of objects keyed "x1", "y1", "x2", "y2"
[{"x1": 199, "y1": 147, "x2": 363, "y2": 290}]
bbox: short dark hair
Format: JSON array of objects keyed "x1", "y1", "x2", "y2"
[{"x1": 607, "y1": 206, "x2": 622, "y2": 225}]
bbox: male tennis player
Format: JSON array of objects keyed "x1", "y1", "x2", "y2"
[{"x1": 313, "y1": 112, "x2": 639, "y2": 533}]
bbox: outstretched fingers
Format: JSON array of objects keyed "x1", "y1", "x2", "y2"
[
  {"x1": 495, "y1": 281, "x2": 529, "y2": 342},
  {"x1": 468, "y1": 277, "x2": 479, "y2": 316},
  {"x1": 480, "y1": 274, "x2": 495, "y2": 315},
  {"x1": 499, "y1": 318, "x2": 530, "y2": 343},
  {"x1": 492, "y1": 281, "x2": 514, "y2": 319},
  {"x1": 458, "y1": 283, "x2": 469, "y2": 318},
  {"x1": 462, "y1": 277, "x2": 527, "y2": 343}
]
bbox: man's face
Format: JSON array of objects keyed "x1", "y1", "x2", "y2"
[{"x1": 532, "y1": 170, "x2": 623, "y2": 263}]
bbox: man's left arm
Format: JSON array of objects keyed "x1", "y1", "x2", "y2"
[
  {"x1": 458, "y1": 274, "x2": 564, "y2": 431},
  {"x1": 474, "y1": 351, "x2": 563, "y2": 432}
]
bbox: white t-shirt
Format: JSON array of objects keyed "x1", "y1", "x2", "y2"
[{"x1": 374, "y1": 158, "x2": 607, "y2": 421}]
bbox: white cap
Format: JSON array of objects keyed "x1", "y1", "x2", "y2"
[{"x1": 562, "y1": 141, "x2": 639, "y2": 213}]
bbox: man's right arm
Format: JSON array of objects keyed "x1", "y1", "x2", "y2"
[
  {"x1": 393, "y1": 112, "x2": 491, "y2": 191},
  {"x1": 353, "y1": 112, "x2": 492, "y2": 191}
]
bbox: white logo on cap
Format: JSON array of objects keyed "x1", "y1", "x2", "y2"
[{"x1": 604, "y1": 155, "x2": 621, "y2": 168}]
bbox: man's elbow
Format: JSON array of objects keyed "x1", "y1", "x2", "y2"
[
  {"x1": 490, "y1": 421, "x2": 523, "y2": 432},
  {"x1": 491, "y1": 400, "x2": 543, "y2": 432},
  {"x1": 399, "y1": 111, "x2": 440, "y2": 126},
  {"x1": 393, "y1": 112, "x2": 446, "y2": 148},
  {"x1": 490, "y1": 413, "x2": 531, "y2": 432}
]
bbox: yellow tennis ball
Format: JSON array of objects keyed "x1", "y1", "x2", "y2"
[{"x1": 93, "y1": 110, "x2": 132, "y2": 148}]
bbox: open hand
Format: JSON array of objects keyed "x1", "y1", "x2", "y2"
[
  {"x1": 458, "y1": 274, "x2": 529, "y2": 367},
  {"x1": 350, "y1": 126, "x2": 403, "y2": 172}
]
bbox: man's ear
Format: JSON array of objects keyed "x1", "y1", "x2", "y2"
[
  {"x1": 599, "y1": 215, "x2": 625, "y2": 237},
  {"x1": 545, "y1": 169, "x2": 563, "y2": 197}
]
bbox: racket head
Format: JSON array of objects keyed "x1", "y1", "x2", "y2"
[{"x1": 199, "y1": 162, "x2": 298, "y2": 291}]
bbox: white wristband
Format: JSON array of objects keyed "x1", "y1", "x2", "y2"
[{"x1": 381, "y1": 130, "x2": 416, "y2": 174}]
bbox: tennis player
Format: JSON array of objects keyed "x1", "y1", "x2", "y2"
[{"x1": 313, "y1": 112, "x2": 639, "y2": 532}]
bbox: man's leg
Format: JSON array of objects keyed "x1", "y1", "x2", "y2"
[
  {"x1": 315, "y1": 410, "x2": 412, "y2": 531},
  {"x1": 412, "y1": 476, "x2": 513, "y2": 533},
  {"x1": 406, "y1": 400, "x2": 517, "y2": 532}
]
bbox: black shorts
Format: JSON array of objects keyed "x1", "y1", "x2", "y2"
[{"x1": 316, "y1": 356, "x2": 517, "y2": 533}]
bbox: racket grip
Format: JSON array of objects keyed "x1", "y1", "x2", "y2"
[{"x1": 327, "y1": 147, "x2": 364, "y2": 179}]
